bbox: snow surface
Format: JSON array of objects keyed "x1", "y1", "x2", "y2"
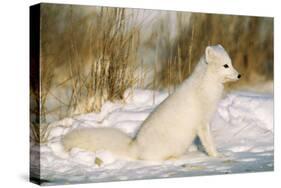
[{"x1": 30, "y1": 89, "x2": 274, "y2": 185}]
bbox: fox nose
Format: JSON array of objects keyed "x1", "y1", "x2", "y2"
[{"x1": 237, "y1": 74, "x2": 241, "y2": 79}]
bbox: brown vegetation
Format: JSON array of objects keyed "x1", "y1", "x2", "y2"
[
  {"x1": 154, "y1": 13, "x2": 273, "y2": 90},
  {"x1": 40, "y1": 5, "x2": 140, "y2": 120}
]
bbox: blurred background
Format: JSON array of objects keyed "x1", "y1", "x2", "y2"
[{"x1": 31, "y1": 3, "x2": 273, "y2": 125}]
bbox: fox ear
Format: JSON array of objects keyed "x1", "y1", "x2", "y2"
[{"x1": 205, "y1": 46, "x2": 216, "y2": 63}]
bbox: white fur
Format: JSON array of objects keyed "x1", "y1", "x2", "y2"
[
  {"x1": 63, "y1": 128, "x2": 138, "y2": 159},
  {"x1": 62, "y1": 45, "x2": 240, "y2": 161}
]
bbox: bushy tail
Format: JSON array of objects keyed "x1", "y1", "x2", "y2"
[{"x1": 62, "y1": 127, "x2": 138, "y2": 159}]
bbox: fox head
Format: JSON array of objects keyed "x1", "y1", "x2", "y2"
[{"x1": 205, "y1": 44, "x2": 241, "y2": 83}]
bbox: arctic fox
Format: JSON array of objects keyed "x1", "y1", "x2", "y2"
[{"x1": 62, "y1": 44, "x2": 241, "y2": 161}]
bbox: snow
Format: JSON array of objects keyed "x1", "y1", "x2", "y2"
[{"x1": 30, "y1": 88, "x2": 273, "y2": 185}]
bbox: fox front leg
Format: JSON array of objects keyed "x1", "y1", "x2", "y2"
[{"x1": 197, "y1": 123, "x2": 220, "y2": 157}]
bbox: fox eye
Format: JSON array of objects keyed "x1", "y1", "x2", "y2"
[{"x1": 223, "y1": 64, "x2": 229, "y2": 68}]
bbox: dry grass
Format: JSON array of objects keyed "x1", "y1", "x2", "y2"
[
  {"x1": 30, "y1": 5, "x2": 140, "y2": 143},
  {"x1": 65, "y1": 7, "x2": 140, "y2": 114},
  {"x1": 153, "y1": 13, "x2": 273, "y2": 89},
  {"x1": 40, "y1": 5, "x2": 140, "y2": 115},
  {"x1": 30, "y1": 123, "x2": 51, "y2": 144}
]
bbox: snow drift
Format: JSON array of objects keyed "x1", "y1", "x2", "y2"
[{"x1": 30, "y1": 89, "x2": 273, "y2": 185}]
